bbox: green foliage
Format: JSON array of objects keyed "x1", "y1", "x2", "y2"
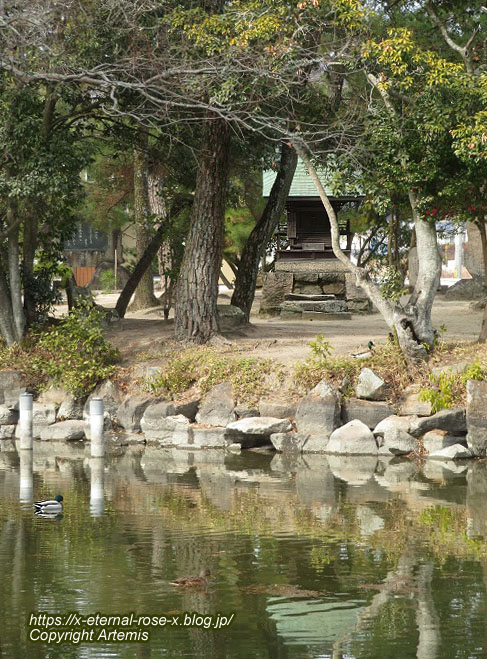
[
  {"x1": 0, "y1": 304, "x2": 120, "y2": 397},
  {"x1": 308, "y1": 334, "x2": 333, "y2": 360},
  {"x1": 380, "y1": 267, "x2": 407, "y2": 302},
  {"x1": 100, "y1": 269, "x2": 116, "y2": 293},
  {"x1": 419, "y1": 360, "x2": 486, "y2": 412},
  {"x1": 144, "y1": 347, "x2": 279, "y2": 402}
]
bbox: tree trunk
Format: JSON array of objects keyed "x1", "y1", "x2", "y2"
[
  {"x1": 115, "y1": 222, "x2": 169, "y2": 318},
  {"x1": 22, "y1": 209, "x2": 37, "y2": 326},
  {"x1": 130, "y1": 131, "x2": 158, "y2": 311},
  {"x1": 407, "y1": 191, "x2": 441, "y2": 348},
  {"x1": 231, "y1": 142, "x2": 297, "y2": 321},
  {"x1": 294, "y1": 140, "x2": 436, "y2": 363},
  {"x1": 0, "y1": 267, "x2": 16, "y2": 346},
  {"x1": 174, "y1": 115, "x2": 230, "y2": 343},
  {"x1": 477, "y1": 220, "x2": 487, "y2": 342},
  {"x1": 7, "y1": 208, "x2": 24, "y2": 341}
]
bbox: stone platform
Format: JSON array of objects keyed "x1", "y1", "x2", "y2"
[{"x1": 259, "y1": 261, "x2": 371, "y2": 317}]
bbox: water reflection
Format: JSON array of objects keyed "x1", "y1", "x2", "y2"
[
  {"x1": 89, "y1": 456, "x2": 105, "y2": 517},
  {"x1": 19, "y1": 449, "x2": 33, "y2": 503},
  {"x1": 0, "y1": 440, "x2": 487, "y2": 658}
]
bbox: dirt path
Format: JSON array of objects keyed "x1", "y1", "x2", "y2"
[{"x1": 91, "y1": 291, "x2": 483, "y2": 366}]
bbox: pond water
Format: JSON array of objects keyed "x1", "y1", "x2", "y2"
[{"x1": 0, "y1": 439, "x2": 487, "y2": 658}]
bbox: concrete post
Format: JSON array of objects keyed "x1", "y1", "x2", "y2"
[
  {"x1": 18, "y1": 393, "x2": 33, "y2": 450},
  {"x1": 90, "y1": 397, "x2": 104, "y2": 457}
]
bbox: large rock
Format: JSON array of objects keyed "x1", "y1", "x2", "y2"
[
  {"x1": 326, "y1": 420, "x2": 378, "y2": 455},
  {"x1": 373, "y1": 415, "x2": 414, "y2": 437},
  {"x1": 356, "y1": 369, "x2": 387, "y2": 401},
  {"x1": 428, "y1": 444, "x2": 473, "y2": 460},
  {"x1": 191, "y1": 427, "x2": 228, "y2": 448},
  {"x1": 295, "y1": 379, "x2": 340, "y2": 436},
  {"x1": 259, "y1": 272, "x2": 294, "y2": 316},
  {"x1": 226, "y1": 416, "x2": 291, "y2": 449},
  {"x1": 173, "y1": 399, "x2": 200, "y2": 421},
  {"x1": 39, "y1": 420, "x2": 86, "y2": 441},
  {"x1": 84, "y1": 380, "x2": 122, "y2": 421},
  {"x1": 409, "y1": 407, "x2": 467, "y2": 438},
  {"x1": 58, "y1": 395, "x2": 86, "y2": 420},
  {"x1": 445, "y1": 277, "x2": 486, "y2": 300},
  {"x1": 226, "y1": 417, "x2": 291, "y2": 436},
  {"x1": 0, "y1": 370, "x2": 27, "y2": 406},
  {"x1": 37, "y1": 386, "x2": 70, "y2": 405},
  {"x1": 0, "y1": 405, "x2": 18, "y2": 425},
  {"x1": 33, "y1": 402, "x2": 57, "y2": 426},
  {"x1": 399, "y1": 389, "x2": 433, "y2": 416},
  {"x1": 235, "y1": 404, "x2": 259, "y2": 419},
  {"x1": 0, "y1": 425, "x2": 15, "y2": 439},
  {"x1": 270, "y1": 432, "x2": 329, "y2": 453},
  {"x1": 143, "y1": 414, "x2": 191, "y2": 445},
  {"x1": 422, "y1": 429, "x2": 466, "y2": 453},
  {"x1": 466, "y1": 380, "x2": 487, "y2": 456},
  {"x1": 217, "y1": 304, "x2": 247, "y2": 330},
  {"x1": 140, "y1": 401, "x2": 180, "y2": 435},
  {"x1": 258, "y1": 399, "x2": 297, "y2": 419},
  {"x1": 196, "y1": 382, "x2": 235, "y2": 427},
  {"x1": 378, "y1": 428, "x2": 417, "y2": 456},
  {"x1": 116, "y1": 396, "x2": 152, "y2": 432},
  {"x1": 342, "y1": 399, "x2": 394, "y2": 429}
]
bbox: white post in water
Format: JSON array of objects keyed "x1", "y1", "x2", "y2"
[
  {"x1": 18, "y1": 393, "x2": 33, "y2": 450},
  {"x1": 90, "y1": 397, "x2": 105, "y2": 457}
]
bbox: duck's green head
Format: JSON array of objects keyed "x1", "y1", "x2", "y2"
[
  {"x1": 54, "y1": 495, "x2": 64, "y2": 503},
  {"x1": 368, "y1": 341, "x2": 375, "y2": 350}
]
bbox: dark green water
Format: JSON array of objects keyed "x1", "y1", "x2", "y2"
[{"x1": 1, "y1": 440, "x2": 487, "y2": 658}]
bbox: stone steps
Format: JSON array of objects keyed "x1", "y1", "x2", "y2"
[
  {"x1": 280, "y1": 298, "x2": 350, "y2": 318},
  {"x1": 285, "y1": 293, "x2": 336, "y2": 301}
]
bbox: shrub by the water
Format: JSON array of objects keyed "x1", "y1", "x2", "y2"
[{"x1": 0, "y1": 304, "x2": 120, "y2": 397}]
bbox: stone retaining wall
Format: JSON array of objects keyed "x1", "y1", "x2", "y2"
[{"x1": 1, "y1": 367, "x2": 484, "y2": 462}]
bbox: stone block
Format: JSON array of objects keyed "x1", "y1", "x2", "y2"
[
  {"x1": 191, "y1": 426, "x2": 228, "y2": 448},
  {"x1": 39, "y1": 420, "x2": 86, "y2": 441},
  {"x1": 378, "y1": 428, "x2": 417, "y2": 456},
  {"x1": 428, "y1": 444, "x2": 473, "y2": 460},
  {"x1": 58, "y1": 395, "x2": 86, "y2": 420},
  {"x1": 116, "y1": 396, "x2": 152, "y2": 432},
  {"x1": 0, "y1": 405, "x2": 18, "y2": 426},
  {"x1": 196, "y1": 382, "x2": 235, "y2": 427},
  {"x1": 356, "y1": 368, "x2": 387, "y2": 401},
  {"x1": 270, "y1": 431, "x2": 329, "y2": 453},
  {"x1": 144, "y1": 414, "x2": 191, "y2": 445},
  {"x1": 295, "y1": 379, "x2": 340, "y2": 436},
  {"x1": 399, "y1": 387, "x2": 433, "y2": 416},
  {"x1": 342, "y1": 399, "x2": 395, "y2": 429},
  {"x1": 0, "y1": 370, "x2": 27, "y2": 406},
  {"x1": 423, "y1": 429, "x2": 466, "y2": 453},
  {"x1": 226, "y1": 417, "x2": 292, "y2": 436},
  {"x1": 217, "y1": 304, "x2": 247, "y2": 330},
  {"x1": 84, "y1": 380, "x2": 122, "y2": 420},
  {"x1": 467, "y1": 380, "x2": 487, "y2": 456},
  {"x1": 140, "y1": 401, "x2": 178, "y2": 435},
  {"x1": 345, "y1": 273, "x2": 368, "y2": 300},
  {"x1": 259, "y1": 272, "x2": 294, "y2": 316},
  {"x1": 409, "y1": 407, "x2": 467, "y2": 438},
  {"x1": 258, "y1": 399, "x2": 297, "y2": 419}
]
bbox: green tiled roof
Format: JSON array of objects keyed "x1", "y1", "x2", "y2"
[{"x1": 263, "y1": 158, "x2": 361, "y2": 198}]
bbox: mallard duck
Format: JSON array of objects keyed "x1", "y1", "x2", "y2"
[
  {"x1": 34, "y1": 495, "x2": 63, "y2": 515},
  {"x1": 170, "y1": 568, "x2": 211, "y2": 587},
  {"x1": 351, "y1": 341, "x2": 375, "y2": 359}
]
